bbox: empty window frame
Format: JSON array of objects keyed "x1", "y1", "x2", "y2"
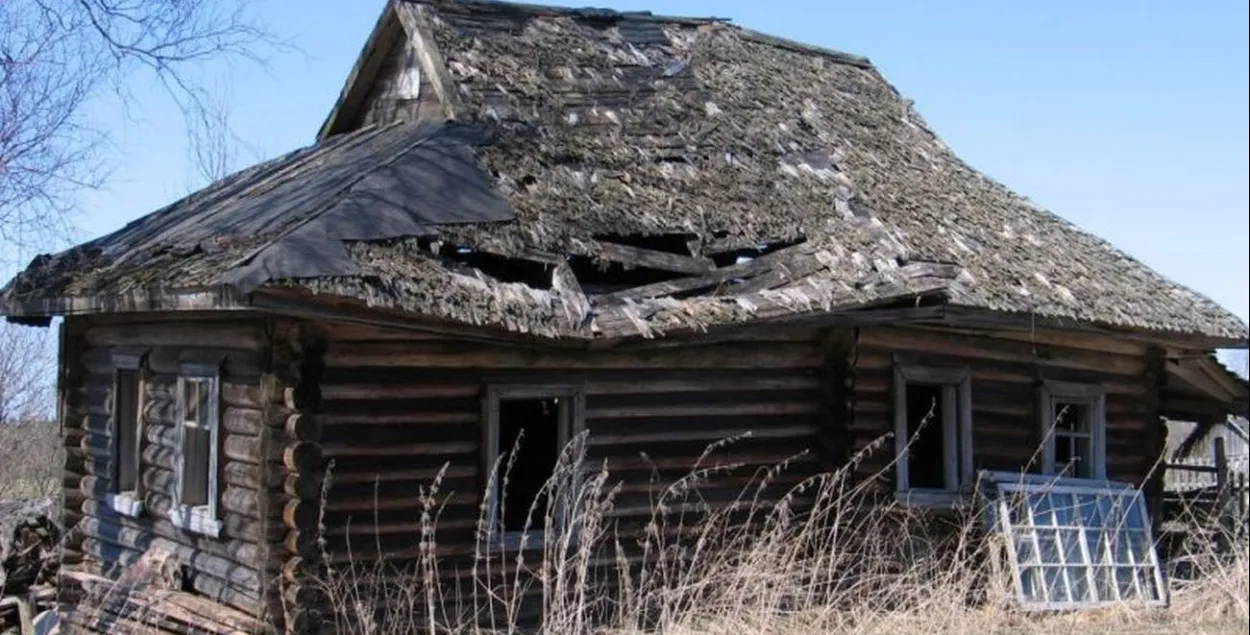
[
  {"x1": 171, "y1": 359, "x2": 223, "y2": 537},
  {"x1": 108, "y1": 349, "x2": 148, "y2": 517},
  {"x1": 983, "y1": 471, "x2": 1167, "y2": 610},
  {"x1": 1038, "y1": 382, "x2": 1106, "y2": 479},
  {"x1": 893, "y1": 365, "x2": 973, "y2": 502},
  {"x1": 482, "y1": 386, "x2": 586, "y2": 547}
]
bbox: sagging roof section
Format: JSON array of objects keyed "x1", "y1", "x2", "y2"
[{"x1": 2, "y1": 0, "x2": 1247, "y2": 345}]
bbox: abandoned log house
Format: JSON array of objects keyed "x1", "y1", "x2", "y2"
[{"x1": 2, "y1": 0, "x2": 1248, "y2": 631}]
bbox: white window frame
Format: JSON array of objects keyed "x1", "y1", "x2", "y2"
[
  {"x1": 893, "y1": 364, "x2": 973, "y2": 507},
  {"x1": 481, "y1": 385, "x2": 586, "y2": 551},
  {"x1": 107, "y1": 348, "x2": 148, "y2": 518},
  {"x1": 1038, "y1": 381, "x2": 1107, "y2": 480},
  {"x1": 170, "y1": 359, "x2": 224, "y2": 537},
  {"x1": 981, "y1": 470, "x2": 1168, "y2": 610}
]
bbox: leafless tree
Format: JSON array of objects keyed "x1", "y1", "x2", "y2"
[
  {"x1": 0, "y1": 321, "x2": 53, "y2": 425},
  {"x1": 0, "y1": 0, "x2": 276, "y2": 255}
]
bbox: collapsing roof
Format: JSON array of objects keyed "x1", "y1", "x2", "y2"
[{"x1": 2, "y1": 0, "x2": 1247, "y2": 344}]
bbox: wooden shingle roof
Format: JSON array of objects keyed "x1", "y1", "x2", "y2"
[{"x1": 3, "y1": 0, "x2": 1246, "y2": 344}]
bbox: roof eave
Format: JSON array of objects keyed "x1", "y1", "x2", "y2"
[
  {"x1": 940, "y1": 303, "x2": 1250, "y2": 351},
  {"x1": 0, "y1": 287, "x2": 253, "y2": 323}
]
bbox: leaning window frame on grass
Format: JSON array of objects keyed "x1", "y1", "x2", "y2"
[
  {"x1": 892, "y1": 363, "x2": 974, "y2": 507},
  {"x1": 1038, "y1": 381, "x2": 1107, "y2": 479},
  {"x1": 170, "y1": 353, "x2": 225, "y2": 537},
  {"x1": 481, "y1": 385, "x2": 587, "y2": 550},
  {"x1": 108, "y1": 348, "x2": 149, "y2": 517},
  {"x1": 980, "y1": 471, "x2": 1168, "y2": 610}
]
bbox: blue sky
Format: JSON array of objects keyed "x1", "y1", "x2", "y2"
[{"x1": 71, "y1": 0, "x2": 1249, "y2": 324}]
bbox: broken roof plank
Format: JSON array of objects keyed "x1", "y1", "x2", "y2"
[
  {"x1": 595, "y1": 240, "x2": 819, "y2": 303},
  {"x1": 583, "y1": 241, "x2": 716, "y2": 275}
]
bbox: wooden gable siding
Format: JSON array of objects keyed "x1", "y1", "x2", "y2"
[
  {"x1": 355, "y1": 36, "x2": 443, "y2": 129},
  {"x1": 847, "y1": 325, "x2": 1160, "y2": 488},
  {"x1": 61, "y1": 314, "x2": 295, "y2": 620},
  {"x1": 279, "y1": 319, "x2": 830, "y2": 629}
]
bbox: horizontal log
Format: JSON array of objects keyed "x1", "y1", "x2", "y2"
[
  {"x1": 587, "y1": 423, "x2": 818, "y2": 447},
  {"x1": 587, "y1": 374, "x2": 820, "y2": 395},
  {"x1": 143, "y1": 493, "x2": 284, "y2": 543},
  {"x1": 317, "y1": 411, "x2": 478, "y2": 428},
  {"x1": 324, "y1": 341, "x2": 821, "y2": 370},
  {"x1": 857, "y1": 327, "x2": 1145, "y2": 376},
  {"x1": 223, "y1": 432, "x2": 284, "y2": 465},
  {"x1": 80, "y1": 502, "x2": 273, "y2": 572},
  {"x1": 321, "y1": 464, "x2": 475, "y2": 485},
  {"x1": 140, "y1": 445, "x2": 275, "y2": 489},
  {"x1": 146, "y1": 380, "x2": 279, "y2": 411},
  {"x1": 325, "y1": 321, "x2": 444, "y2": 341},
  {"x1": 78, "y1": 517, "x2": 261, "y2": 592},
  {"x1": 321, "y1": 441, "x2": 476, "y2": 458},
  {"x1": 84, "y1": 322, "x2": 269, "y2": 350},
  {"x1": 82, "y1": 348, "x2": 265, "y2": 379},
  {"x1": 908, "y1": 324, "x2": 1147, "y2": 357},
  {"x1": 586, "y1": 401, "x2": 819, "y2": 420},
  {"x1": 319, "y1": 382, "x2": 481, "y2": 401}
]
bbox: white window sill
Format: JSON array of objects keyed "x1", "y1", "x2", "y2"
[
  {"x1": 170, "y1": 505, "x2": 223, "y2": 537},
  {"x1": 106, "y1": 492, "x2": 145, "y2": 518},
  {"x1": 895, "y1": 489, "x2": 972, "y2": 510}
]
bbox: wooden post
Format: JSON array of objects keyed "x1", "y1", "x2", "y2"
[{"x1": 1213, "y1": 437, "x2": 1230, "y2": 553}]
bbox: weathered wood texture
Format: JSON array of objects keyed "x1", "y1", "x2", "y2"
[
  {"x1": 59, "y1": 315, "x2": 293, "y2": 625},
  {"x1": 849, "y1": 325, "x2": 1158, "y2": 488},
  {"x1": 356, "y1": 35, "x2": 444, "y2": 128},
  {"x1": 284, "y1": 320, "x2": 827, "y2": 631}
]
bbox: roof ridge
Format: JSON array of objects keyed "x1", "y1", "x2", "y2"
[{"x1": 412, "y1": 0, "x2": 874, "y2": 69}]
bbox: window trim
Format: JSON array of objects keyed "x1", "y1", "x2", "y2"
[
  {"x1": 481, "y1": 384, "x2": 586, "y2": 550},
  {"x1": 892, "y1": 364, "x2": 973, "y2": 507},
  {"x1": 1038, "y1": 381, "x2": 1107, "y2": 480},
  {"x1": 171, "y1": 359, "x2": 224, "y2": 537},
  {"x1": 108, "y1": 348, "x2": 149, "y2": 518}
]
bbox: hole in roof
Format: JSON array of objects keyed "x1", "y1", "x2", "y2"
[
  {"x1": 594, "y1": 233, "x2": 697, "y2": 256},
  {"x1": 438, "y1": 244, "x2": 553, "y2": 290}
]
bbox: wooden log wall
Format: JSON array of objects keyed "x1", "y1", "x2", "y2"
[
  {"x1": 849, "y1": 325, "x2": 1160, "y2": 489},
  {"x1": 60, "y1": 314, "x2": 296, "y2": 627},
  {"x1": 284, "y1": 320, "x2": 829, "y2": 631}
]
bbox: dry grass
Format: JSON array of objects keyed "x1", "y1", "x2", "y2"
[
  {"x1": 0, "y1": 418, "x2": 60, "y2": 501},
  {"x1": 308, "y1": 435, "x2": 1250, "y2": 635}
]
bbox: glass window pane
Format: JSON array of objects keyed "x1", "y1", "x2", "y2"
[
  {"x1": 1067, "y1": 566, "x2": 1091, "y2": 602},
  {"x1": 1032, "y1": 493, "x2": 1057, "y2": 526},
  {"x1": 1014, "y1": 532, "x2": 1039, "y2": 565},
  {"x1": 986, "y1": 478, "x2": 1165, "y2": 610}
]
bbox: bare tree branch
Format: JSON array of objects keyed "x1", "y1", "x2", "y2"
[
  {"x1": 0, "y1": 0, "x2": 278, "y2": 258},
  {"x1": 0, "y1": 322, "x2": 54, "y2": 425}
]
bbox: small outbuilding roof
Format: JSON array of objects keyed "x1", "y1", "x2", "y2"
[{"x1": 3, "y1": 0, "x2": 1246, "y2": 344}]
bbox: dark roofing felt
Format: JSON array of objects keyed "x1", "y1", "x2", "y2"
[{"x1": 2, "y1": 0, "x2": 1247, "y2": 343}]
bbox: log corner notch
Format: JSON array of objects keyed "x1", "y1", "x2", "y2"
[{"x1": 271, "y1": 320, "x2": 329, "y2": 634}]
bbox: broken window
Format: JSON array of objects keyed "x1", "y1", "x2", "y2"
[
  {"x1": 108, "y1": 350, "x2": 148, "y2": 517},
  {"x1": 893, "y1": 365, "x2": 973, "y2": 504},
  {"x1": 483, "y1": 386, "x2": 585, "y2": 546},
  {"x1": 171, "y1": 359, "x2": 223, "y2": 537},
  {"x1": 982, "y1": 472, "x2": 1167, "y2": 609},
  {"x1": 1039, "y1": 382, "x2": 1106, "y2": 479}
]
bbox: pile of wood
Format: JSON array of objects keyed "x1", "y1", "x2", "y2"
[
  {"x1": 1, "y1": 498, "x2": 61, "y2": 632},
  {"x1": 59, "y1": 569, "x2": 262, "y2": 634},
  {"x1": 0, "y1": 499, "x2": 61, "y2": 592}
]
